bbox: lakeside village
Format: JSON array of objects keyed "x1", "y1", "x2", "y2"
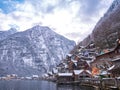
[
  {"x1": 44, "y1": 39, "x2": 120, "y2": 90},
  {"x1": 0, "y1": 40, "x2": 120, "y2": 90}
]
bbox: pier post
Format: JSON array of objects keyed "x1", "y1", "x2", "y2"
[
  {"x1": 100, "y1": 79, "x2": 103, "y2": 90},
  {"x1": 114, "y1": 78, "x2": 119, "y2": 89}
]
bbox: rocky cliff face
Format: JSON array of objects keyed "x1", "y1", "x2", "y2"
[
  {"x1": 0, "y1": 25, "x2": 75, "y2": 76},
  {"x1": 80, "y1": 0, "x2": 120, "y2": 49}
]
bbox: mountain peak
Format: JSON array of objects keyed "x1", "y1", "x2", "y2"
[
  {"x1": 8, "y1": 28, "x2": 17, "y2": 33},
  {"x1": 31, "y1": 25, "x2": 50, "y2": 30},
  {"x1": 0, "y1": 26, "x2": 75, "y2": 76}
]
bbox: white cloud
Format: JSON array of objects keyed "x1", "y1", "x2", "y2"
[{"x1": 0, "y1": 0, "x2": 114, "y2": 42}]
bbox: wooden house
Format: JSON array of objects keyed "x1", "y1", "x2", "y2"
[
  {"x1": 73, "y1": 70, "x2": 92, "y2": 81},
  {"x1": 109, "y1": 58, "x2": 120, "y2": 77},
  {"x1": 68, "y1": 59, "x2": 78, "y2": 72},
  {"x1": 57, "y1": 63, "x2": 66, "y2": 73},
  {"x1": 91, "y1": 41, "x2": 120, "y2": 77},
  {"x1": 91, "y1": 50, "x2": 113, "y2": 69},
  {"x1": 66, "y1": 54, "x2": 72, "y2": 61},
  {"x1": 77, "y1": 60, "x2": 91, "y2": 70},
  {"x1": 56, "y1": 73, "x2": 74, "y2": 84}
]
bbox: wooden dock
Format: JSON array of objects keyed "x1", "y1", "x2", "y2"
[
  {"x1": 56, "y1": 78, "x2": 120, "y2": 90},
  {"x1": 79, "y1": 78, "x2": 120, "y2": 90}
]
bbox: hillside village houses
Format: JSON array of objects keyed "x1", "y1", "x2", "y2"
[
  {"x1": 45, "y1": 42, "x2": 97, "y2": 82},
  {"x1": 45, "y1": 39, "x2": 120, "y2": 83},
  {"x1": 91, "y1": 40, "x2": 120, "y2": 78}
]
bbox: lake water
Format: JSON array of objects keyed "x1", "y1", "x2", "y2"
[{"x1": 0, "y1": 80, "x2": 94, "y2": 90}]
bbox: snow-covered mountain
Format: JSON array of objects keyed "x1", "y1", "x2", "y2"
[
  {"x1": 0, "y1": 25, "x2": 75, "y2": 76},
  {"x1": 0, "y1": 28, "x2": 17, "y2": 41}
]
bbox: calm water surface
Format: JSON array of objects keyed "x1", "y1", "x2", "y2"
[{"x1": 0, "y1": 80, "x2": 94, "y2": 90}]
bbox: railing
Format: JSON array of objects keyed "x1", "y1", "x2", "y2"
[{"x1": 79, "y1": 78, "x2": 120, "y2": 89}]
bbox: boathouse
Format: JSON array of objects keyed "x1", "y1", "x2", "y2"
[
  {"x1": 56, "y1": 73, "x2": 74, "y2": 84},
  {"x1": 73, "y1": 70, "x2": 92, "y2": 81}
]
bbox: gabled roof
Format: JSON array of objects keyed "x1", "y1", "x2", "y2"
[
  {"x1": 48, "y1": 72, "x2": 53, "y2": 76},
  {"x1": 73, "y1": 70, "x2": 84, "y2": 75},
  {"x1": 86, "y1": 70, "x2": 92, "y2": 74},
  {"x1": 100, "y1": 71, "x2": 110, "y2": 75},
  {"x1": 67, "y1": 54, "x2": 73, "y2": 57},
  {"x1": 108, "y1": 65, "x2": 115, "y2": 71},
  {"x1": 43, "y1": 74, "x2": 49, "y2": 77},
  {"x1": 52, "y1": 68, "x2": 58, "y2": 74},
  {"x1": 73, "y1": 70, "x2": 92, "y2": 75},
  {"x1": 71, "y1": 59, "x2": 77, "y2": 63}
]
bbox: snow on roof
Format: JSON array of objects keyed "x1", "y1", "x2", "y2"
[
  {"x1": 117, "y1": 77, "x2": 120, "y2": 79},
  {"x1": 58, "y1": 73, "x2": 73, "y2": 76},
  {"x1": 53, "y1": 68, "x2": 58, "y2": 73},
  {"x1": 102, "y1": 78, "x2": 114, "y2": 80},
  {"x1": 90, "y1": 43, "x2": 94, "y2": 47},
  {"x1": 80, "y1": 46, "x2": 85, "y2": 48},
  {"x1": 74, "y1": 63, "x2": 77, "y2": 66},
  {"x1": 43, "y1": 74, "x2": 49, "y2": 77},
  {"x1": 100, "y1": 71, "x2": 107, "y2": 75},
  {"x1": 86, "y1": 61, "x2": 91, "y2": 66},
  {"x1": 63, "y1": 63, "x2": 67, "y2": 66},
  {"x1": 111, "y1": 58, "x2": 120, "y2": 62},
  {"x1": 100, "y1": 71, "x2": 110, "y2": 75},
  {"x1": 48, "y1": 72, "x2": 53, "y2": 75},
  {"x1": 73, "y1": 70, "x2": 84, "y2": 75},
  {"x1": 32, "y1": 75, "x2": 39, "y2": 77},
  {"x1": 64, "y1": 64, "x2": 68, "y2": 68},
  {"x1": 67, "y1": 54, "x2": 72, "y2": 57},
  {"x1": 71, "y1": 59, "x2": 78, "y2": 66},
  {"x1": 11, "y1": 74, "x2": 17, "y2": 76},
  {"x1": 108, "y1": 65, "x2": 115, "y2": 70},
  {"x1": 71, "y1": 59, "x2": 77, "y2": 63},
  {"x1": 86, "y1": 70, "x2": 92, "y2": 74}
]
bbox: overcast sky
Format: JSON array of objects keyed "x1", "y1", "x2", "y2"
[{"x1": 0, "y1": 0, "x2": 114, "y2": 42}]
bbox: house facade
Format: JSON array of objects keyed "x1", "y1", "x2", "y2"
[
  {"x1": 73, "y1": 70, "x2": 92, "y2": 81},
  {"x1": 56, "y1": 73, "x2": 74, "y2": 84}
]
